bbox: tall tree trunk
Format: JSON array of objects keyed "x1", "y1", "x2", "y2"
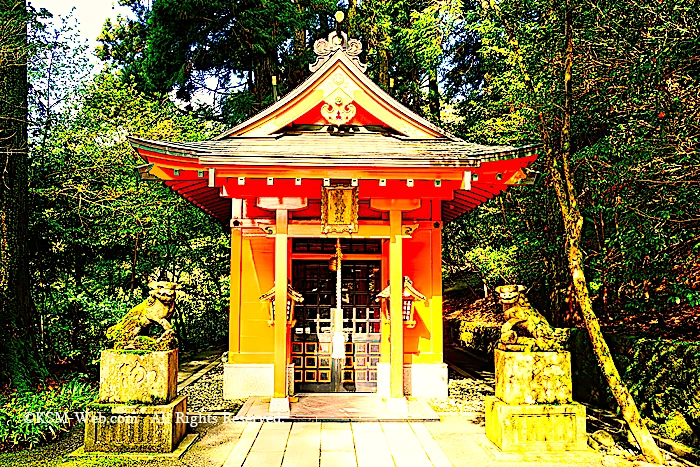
[
  {"x1": 543, "y1": 5, "x2": 664, "y2": 463},
  {"x1": 347, "y1": 0, "x2": 357, "y2": 37},
  {"x1": 482, "y1": 0, "x2": 664, "y2": 462},
  {"x1": 291, "y1": 2, "x2": 307, "y2": 88},
  {"x1": 252, "y1": 53, "x2": 274, "y2": 111},
  {"x1": 0, "y1": 0, "x2": 43, "y2": 388},
  {"x1": 428, "y1": 67, "x2": 440, "y2": 123},
  {"x1": 551, "y1": 162, "x2": 663, "y2": 463},
  {"x1": 378, "y1": 46, "x2": 389, "y2": 90},
  {"x1": 130, "y1": 231, "x2": 139, "y2": 293},
  {"x1": 377, "y1": 8, "x2": 390, "y2": 90}
]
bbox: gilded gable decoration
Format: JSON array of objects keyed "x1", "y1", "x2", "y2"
[{"x1": 321, "y1": 186, "x2": 359, "y2": 234}]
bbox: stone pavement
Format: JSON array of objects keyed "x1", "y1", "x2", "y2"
[
  {"x1": 238, "y1": 395, "x2": 439, "y2": 422},
  {"x1": 169, "y1": 349, "x2": 678, "y2": 467},
  {"x1": 222, "y1": 421, "x2": 453, "y2": 467}
]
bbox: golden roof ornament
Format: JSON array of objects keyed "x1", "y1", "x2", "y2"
[{"x1": 310, "y1": 11, "x2": 366, "y2": 73}]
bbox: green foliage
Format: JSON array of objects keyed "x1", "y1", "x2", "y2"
[
  {"x1": 29, "y1": 71, "x2": 230, "y2": 366},
  {"x1": 352, "y1": 0, "x2": 462, "y2": 121},
  {"x1": 27, "y1": 11, "x2": 231, "y2": 371},
  {"x1": 457, "y1": 321, "x2": 501, "y2": 358},
  {"x1": 442, "y1": 177, "x2": 567, "y2": 317},
  {"x1": 0, "y1": 379, "x2": 96, "y2": 448},
  {"x1": 464, "y1": 245, "x2": 519, "y2": 288},
  {"x1": 97, "y1": 0, "x2": 468, "y2": 123},
  {"x1": 27, "y1": 8, "x2": 91, "y2": 140},
  {"x1": 569, "y1": 329, "x2": 700, "y2": 445},
  {"x1": 443, "y1": 0, "x2": 700, "y2": 328},
  {"x1": 656, "y1": 412, "x2": 695, "y2": 445},
  {"x1": 97, "y1": 0, "x2": 337, "y2": 123},
  {"x1": 109, "y1": 333, "x2": 177, "y2": 352}
]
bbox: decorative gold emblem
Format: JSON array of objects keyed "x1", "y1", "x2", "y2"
[
  {"x1": 321, "y1": 186, "x2": 358, "y2": 234},
  {"x1": 332, "y1": 72, "x2": 345, "y2": 85}
]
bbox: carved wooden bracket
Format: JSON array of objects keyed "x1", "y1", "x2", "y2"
[
  {"x1": 309, "y1": 30, "x2": 367, "y2": 73},
  {"x1": 402, "y1": 224, "x2": 419, "y2": 236}
]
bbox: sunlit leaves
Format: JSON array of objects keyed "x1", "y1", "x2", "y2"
[{"x1": 447, "y1": 0, "x2": 700, "y2": 328}]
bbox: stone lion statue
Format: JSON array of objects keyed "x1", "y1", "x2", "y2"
[
  {"x1": 495, "y1": 285, "x2": 569, "y2": 352},
  {"x1": 107, "y1": 282, "x2": 178, "y2": 351}
]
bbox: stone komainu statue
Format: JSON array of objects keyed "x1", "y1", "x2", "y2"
[
  {"x1": 107, "y1": 282, "x2": 178, "y2": 351},
  {"x1": 495, "y1": 285, "x2": 569, "y2": 352}
]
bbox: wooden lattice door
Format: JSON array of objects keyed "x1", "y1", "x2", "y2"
[{"x1": 291, "y1": 259, "x2": 382, "y2": 392}]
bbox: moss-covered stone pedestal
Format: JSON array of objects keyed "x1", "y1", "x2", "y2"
[
  {"x1": 84, "y1": 349, "x2": 188, "y2": 453},
  {"x1": 485, "y1": 350, "x2": 587, "y2": 452},
  {"x1": 98, "y1": 349, "x2": 178, "y2": 404},
  {"x1": 84, "y1": 395, "x2": 187, "y2": 453}
]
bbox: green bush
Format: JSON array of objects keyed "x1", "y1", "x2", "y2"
[
  {"x1": 457, "y1": 321, "x2": 501, "y2": 358},
  {"x1": 0, "y1": 379, "x2": 97, "y2": 449},
  {"x1": 570, "y1": 331, "x2": 700, "y2": 446}
]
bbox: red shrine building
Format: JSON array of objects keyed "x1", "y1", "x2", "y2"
[{"x1": 130, "y1": 26, "x2": 536, "y2": 409}]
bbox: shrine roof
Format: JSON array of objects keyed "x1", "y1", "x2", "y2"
[
  {"x1": 128, "y1": 26, "x2": 540, "y2": 225},
  {"x1": 213, "y1": 49, "x2": 450, "y2": 140},
  {"x1": 129, "y1": 132, "x2": 538, "y2": 168}
]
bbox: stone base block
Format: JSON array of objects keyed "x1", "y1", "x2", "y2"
[
  {"x1": 269, "y1": 397, "x2": 290, "y2": 414},
  {"x1": 495, "y1": 349, "x2": 572, "y2": 405},
  {"x1": 84, "y1": 395, "x2": 187, "y2": 453},
  {"x1": 376, "y1": 362, "x2": 390, "y2": 397},
  {"x1": 223, "y1": 363, "x2": 274, "y2": 399},
  {"x1": 485, "y1": 396, "x2": 587, "y2": 452},
  {"x1": 99, "y1": 349, "x2": 177, "y2": 404},
  {"x1": 404, "y1": 363, "x2": 448, "y2": 399},
  {"x1": 377, "y1": 362, "x2": 448, "y2": 398},
  {"x1": 287, "y1": 363, "x2": 294, "y2": 396}
]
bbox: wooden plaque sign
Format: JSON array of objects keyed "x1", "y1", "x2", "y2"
[{"x1": 321, "y1": 186, "x2": 358, "y2": 234}]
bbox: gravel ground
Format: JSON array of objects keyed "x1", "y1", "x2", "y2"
[
  {"x1": 179, "y1": 364, "x2": 245, "y2": 413},
  {"x1": 428, "y1": 368, "x2": 495, "y2": 414},
  {"x1": 0, "y1": 424, "x2": 85, "y2": 467}
]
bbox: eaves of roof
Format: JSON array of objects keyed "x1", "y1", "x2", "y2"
[{"x1": 128, "y1": 135, "x2": 540, "y2": 168}]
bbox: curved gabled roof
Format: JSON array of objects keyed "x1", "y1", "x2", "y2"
[
  {"x1": 130, "y1": 133, "x2": 538, "y2": 167},
  {"x1": 213, "y1": 50, "x2": 455, "y2": 140},
  {"x1": 129, "y1": 36, "x2": 540, "y2": 225}
]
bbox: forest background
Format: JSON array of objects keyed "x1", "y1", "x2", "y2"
[{"x1": 0, "y1": 0, "x2": 697, "y2": 451}]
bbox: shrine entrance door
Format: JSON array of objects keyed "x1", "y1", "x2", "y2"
[{"x1": 291, "y1": 254, "x2": 382, "y2": 393}]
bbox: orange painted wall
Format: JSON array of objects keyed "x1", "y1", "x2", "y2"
[
  {"x1": 230, "y1": 235, "x2": 276, "y2": 364},
  {"x1": 229, "y1": 224, "x2": 443, "y2": 367},
  {"x1": 401, "y1": 225, "x2": 443, "y2": 364}
]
